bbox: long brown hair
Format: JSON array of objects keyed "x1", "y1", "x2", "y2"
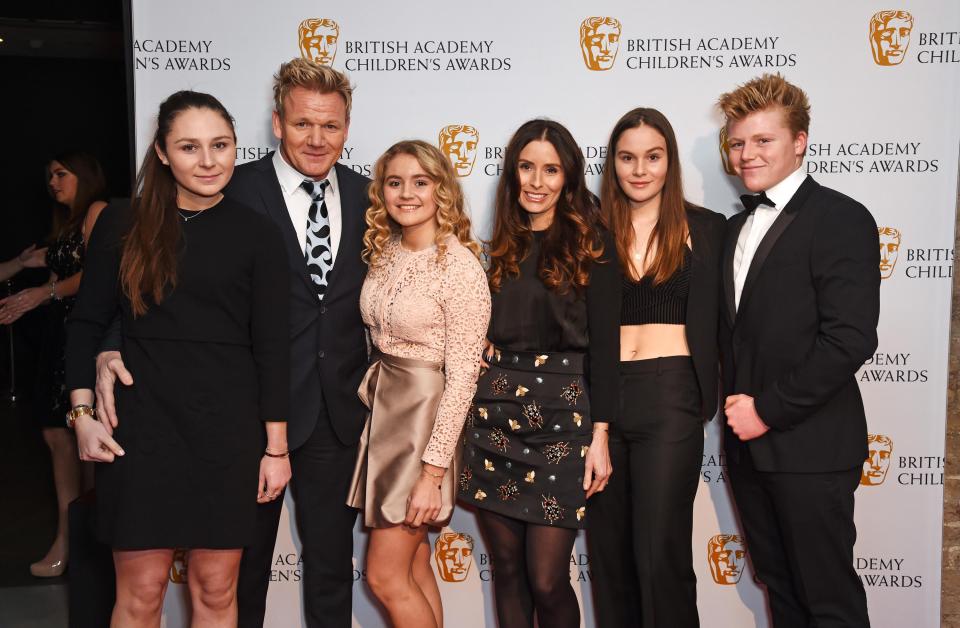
[
  {"x1": 48, "y1": 150, "x2": 107, "y2": 239},
  {"x1": 487, "y1": 119, "x2": 602, "y2": 294},
  {"x1": 362, "y1": 140, "x2": 481, "y2": 266},
  {"x1": 121, "y1": 91, "x2": 236, "y2": 317},
  {"x1": 601, "y1": 107, "x2": 689, "y2": 283}
]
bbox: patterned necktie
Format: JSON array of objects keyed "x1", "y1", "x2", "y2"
[{"x1": 301, "y1": 179, "x2": 332, "y2": 300}]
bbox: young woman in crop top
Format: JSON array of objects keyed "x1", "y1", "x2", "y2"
[{"x1": 586, "y1": 108, "x2": 726, "y2": 628}]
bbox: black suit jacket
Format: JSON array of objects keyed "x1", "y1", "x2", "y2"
[
  {"x1": 719, "y1": 176, "x2": 880, "y2": 473},
  {"x1": 684, "y1": 207, "x2": 727, "y2": 420},
  {"x1": 225, "y1": 155, "x2": 371, "y2": 450}
]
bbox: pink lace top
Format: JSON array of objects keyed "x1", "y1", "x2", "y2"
[{"x1": 360, "y1": 235, "x2": 491, "y2": 467}]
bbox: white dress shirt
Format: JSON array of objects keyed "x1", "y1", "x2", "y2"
[
  {"x1": 272, "y1": 148, "x2": 343, "y2": 264},
  {"x1": 733, "y1": 166, "x2": 807, "y2": 310}
]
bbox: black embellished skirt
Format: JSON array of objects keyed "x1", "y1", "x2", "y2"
[{"x1": 457, "y1": 349, "x2": 591, "y2": 529}]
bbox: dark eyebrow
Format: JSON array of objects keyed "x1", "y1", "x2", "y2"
[{"x1": 174, "y1": 135, "x2": 233, "y2": 143}]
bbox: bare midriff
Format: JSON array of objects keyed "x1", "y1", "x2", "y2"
[{"x1": 620, "y1": 324, "x2": 690, "y2": 361}]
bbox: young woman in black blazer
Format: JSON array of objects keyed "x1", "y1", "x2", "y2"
[{"x1": 586, "y1": 108, "x2": 726, "y2": 628}]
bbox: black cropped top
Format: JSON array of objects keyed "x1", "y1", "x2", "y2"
[{"x1": 621, "y1": 247, "x2": 691, "y2": 325}]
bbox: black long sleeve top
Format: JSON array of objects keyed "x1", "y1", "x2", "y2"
[
  {"x1": 488, "y1": 228, "x2": 620, "y2": 423},
  {"x1": 65, "y1": 198, "x2": 290, "y2": 422}
]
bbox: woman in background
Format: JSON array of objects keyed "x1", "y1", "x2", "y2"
[
  {"x1": 0, "y1": 151, "x2": 108, "y2": 578},
  {"x1": 348, "y1": 139, "x2": 489, "y2": 628},
  {"x1": 587, "y1": 107, "x2": 726, "y2": 628},
  {"x1": 457, "y1": 119, "x2": 618, "y2": 628},
  {"x1": 66, "y1": 91, "x2": 290, "y2": 627}
]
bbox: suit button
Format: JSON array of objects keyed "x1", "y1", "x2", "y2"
[
  {"x1": 318, "y1": 350, "x2": 325, "y2": 359},
  {"x1": 320, "y1": 306, "x2": 327, "y2": 314}
]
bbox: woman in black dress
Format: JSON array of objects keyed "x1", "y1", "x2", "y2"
[
  {"x1": 0, "y1": 151, "x2": 108, "y2": 577},
  {"x1": 587, "y1": 108, "x2": 726, "y2": 628},
  {"x1": 65, "y1": 91, "x2": 290, "y2": 627},
  {"x1": 457, "y1": 119, "x2": 618, "y2": 628}
]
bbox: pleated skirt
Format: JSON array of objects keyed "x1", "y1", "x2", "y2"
[{"x1": 347, "y1": 351, "x2": 460, "y2": 528}]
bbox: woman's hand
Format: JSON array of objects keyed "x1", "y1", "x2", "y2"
[
  {"x1": 405, "y1": 464, "x2": 444, "y2": 528},
  {"x1": 480, "y1": 339, "x2": 495, "y2": 368},
  {"x1": 257, "y1": 455, "x2": 292, "y2": 504},
  {"x1": 0, "y1": 287, "x2": 48, "y2": 324},
  {"x1": 75, "y1": 414, "x2": 125, "y2": 462},
  {"x1": 19, "y1": 245, "x2": 48, "y2": 269},
  {"x1": 583, "y1": 424, "x2": 612, "y2": 498}
]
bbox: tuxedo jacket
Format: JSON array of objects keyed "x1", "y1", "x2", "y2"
[
  {"x1": 719, "y1": 176, "x2": 880, "y2": 473},
  {"x1": 226, "y1": 155, "x2": 371, "y2": 450}
]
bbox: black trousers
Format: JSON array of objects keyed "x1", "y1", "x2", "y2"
[
  {"x1": 237, "y1": 410, "x2": 359, "y2": 628},
  {"x1": 587, "y1": 356, "x2": 703, "y2": 628},
  {"x1": 727, "y1": 448, "x2": 870, "y2": 628}
]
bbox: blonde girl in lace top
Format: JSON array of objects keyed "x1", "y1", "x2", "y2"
[{"x1": 347, "y1": 139, "x2": 489, "y2": 628}]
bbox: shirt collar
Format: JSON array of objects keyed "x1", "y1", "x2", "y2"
[
  {"x1": 272, "y1": 147, "x2": 339, "y2": 197},
  {"x1": 763, "y1": 166, "x2": 807, "y2": 210}
]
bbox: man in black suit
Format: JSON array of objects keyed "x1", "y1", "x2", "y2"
[
  {"x1": 717, "y1": 74, "x2": 879, "y2": 628},
  {"x1": 95, "y1": 58, "x2": 370, "y2": 627}
]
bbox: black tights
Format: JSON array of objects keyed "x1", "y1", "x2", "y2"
[{"x1": 476, "y1": 510, "x2": 579, "y2": 628}]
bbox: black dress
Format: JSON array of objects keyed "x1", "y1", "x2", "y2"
[
  {"x1": 35, "y1": 229, "x2": 84, "y2": 427},
  {"x1": 457, "y1": 229, "x2": 619, "y2": 528},
  {"x1": 65, "y1": 199, "x2": 289, "y2": 550}
]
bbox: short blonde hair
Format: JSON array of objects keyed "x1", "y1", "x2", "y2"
[
  {"x1": 362, "y1": 140, "x2": 481, "y2": 267},
  {"x1": 273, "y1": 57, "x2": 353, "y2": 119},
  {"x1": 717, "y1": 73, "x2": 810, "y2": 136}
]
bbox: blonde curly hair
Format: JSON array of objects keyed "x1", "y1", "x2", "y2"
[{"x1": 363, "y1": 140, "x2": 481, "y2": 266}]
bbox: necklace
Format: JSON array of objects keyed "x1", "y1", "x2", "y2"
[{"x1": 178, "y1": 209, "x2": 206, "y2": 223}]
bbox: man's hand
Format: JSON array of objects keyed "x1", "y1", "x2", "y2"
[
  {"x1": 724, "y1": 394, "x2": 770, "y2": 441},
  {"x1": 95, "y1": 351, "x2": 133, "y2": 434}
]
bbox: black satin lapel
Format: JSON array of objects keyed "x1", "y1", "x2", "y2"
[
  {"x1": 735, "y1": 176, "x2": 817, "y2": 317},
  {"x1": 736, "y1": 210, "x2": 797, "y2": 317},
  {"x1": 686, "y1": 219, "x2": 707, "y2": 327},
  {"x1": 722, "y1": 214, "x2": 744, "y2": 325},
  {"x1": 258, "y1": 163, "x2": 316, "y2": 294}
]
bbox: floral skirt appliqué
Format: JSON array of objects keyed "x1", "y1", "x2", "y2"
[{"x1": 457, "y1": 349, "x2": 591, "y2": 529}]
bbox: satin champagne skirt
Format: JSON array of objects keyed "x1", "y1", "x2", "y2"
[{"x1": 347, "y1": 352, "x2": 461, "y2": 528}]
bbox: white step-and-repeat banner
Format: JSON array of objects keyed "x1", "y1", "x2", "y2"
[{"x1": 130, "y1": 1, "x2": 960, "y2": 625}]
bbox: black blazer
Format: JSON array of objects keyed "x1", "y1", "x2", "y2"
[
  {"x1": 225, "y1": 155, "x2": 371, "y2": 450},
  {"x1": 719, "y1": 176, "x2": 880, "y2": 473},
  {"x1": 684, "y1": 207, "x2": 727, "y2": 420}
]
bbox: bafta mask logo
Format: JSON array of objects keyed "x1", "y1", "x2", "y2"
[
  {"x1": 869, "y1": 11, "x2": 914, "y2": 66},
  {"x1": 708, "y1": 534, "x2": 746, "y2": 585},
  {"x1": 434, "y1": 531, "x2": 475, "y2": 583},
  {"x1": 719, "y1": 127, "x2": 736, "y2": 176},
  {"x1": 878, "y1": 227, "x2": 901, "y2": 279},
  {"x1": 299, "y1": 18, "x2": 340, "y2": 66},
  {"x1": 579, "y1": 17, "x2": 622, "y2": 71},
  {"x1": 438, "y1": 125, "x2": 480, "y2": 177},
  {"x1": 169, "y1": 548, "x2": 188, "y2": 584},
  {"x1": 861, "y1": 434, "x2": 894, "y2": 486}
]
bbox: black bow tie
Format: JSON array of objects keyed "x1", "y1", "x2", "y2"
[{"x1": 740, "y1": 192, "x2": 776, "y2": 212}]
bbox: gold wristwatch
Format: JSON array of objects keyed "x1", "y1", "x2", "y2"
[{"x1": 66, "y1": 405, "x2": 95, "y2": 429}]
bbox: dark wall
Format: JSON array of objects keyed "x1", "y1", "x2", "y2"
[
  {"x1": 0, "y1": 2, "x2": 131, "y2": 399},
  {"x1": 0, "y1": 55, "x2": 131, "y2": 262}
]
